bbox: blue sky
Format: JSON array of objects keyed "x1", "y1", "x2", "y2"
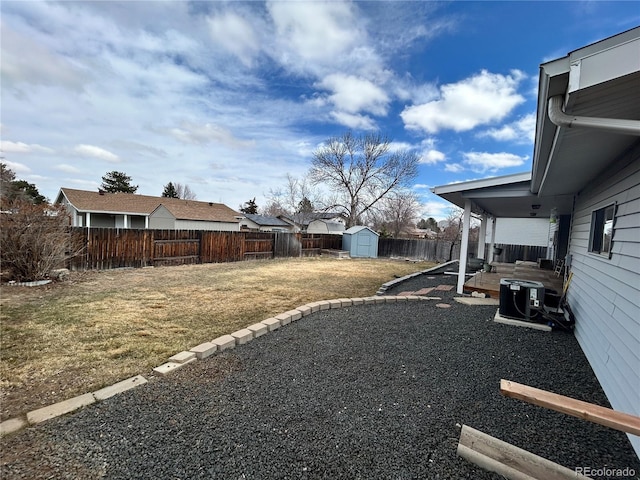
[{"x1": 2, "y1": 1, "x2": 638, "y2": 219}]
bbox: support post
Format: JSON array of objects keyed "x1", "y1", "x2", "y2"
[
  {"x1": 488, "y1": 217, "x2": 496, "y2": 263},
  {"x1": 457, "y1": 200, "x2": 471, "y2": 294},
  {"x1": 478, "y1": 214, "x2": 487, "y2": 260}
]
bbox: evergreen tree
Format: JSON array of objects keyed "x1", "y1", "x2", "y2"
[
  {"x1": 12, "y1": 180, "x2": 47, "y2": 204},
  {"x1": 240, "y1": 198, "x2": 258, "y2": 214},
  {"x1": 162, "y1": 182, "x2": 179, "y2": 198},
  {"x1": 100, "y1": 171, "x2": 138, "y2": 193},
  {"x1": 296, "y1": 196, "x2": 314, "y2": 214},
  {"x1": 0, "y1": 163, "x2": 47, "y2": 205}
]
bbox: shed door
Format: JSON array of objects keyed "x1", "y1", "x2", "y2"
[{"x1": 356, "y1": 233, "x2": 371, "y2": 257}]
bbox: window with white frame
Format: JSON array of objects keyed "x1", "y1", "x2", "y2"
[{"x1": 589, "y1": 203, "x2": 615, "y2": 257}]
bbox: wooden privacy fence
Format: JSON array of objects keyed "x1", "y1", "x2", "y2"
[
  {"x1": 378, "y1": 238, "x2": 479, "y2": 263},
  {"x1": 68, "y1": 228, "x2": 343, "y2": 270},
  {"x1": 487, "y1": 244, "x2": 548, "y2": 263}
]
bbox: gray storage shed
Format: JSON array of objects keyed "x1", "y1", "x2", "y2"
[{"x1": 342, "y1": 226, "x2": 379, "y2": 258}]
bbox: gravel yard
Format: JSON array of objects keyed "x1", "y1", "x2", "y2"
[{"x1": 2, "y1": 273, "x2": 639, "y2": 479}]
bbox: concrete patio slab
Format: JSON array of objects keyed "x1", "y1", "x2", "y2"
[{"x1": 493, "y1": 310, "x2": 551, "y2": 331}]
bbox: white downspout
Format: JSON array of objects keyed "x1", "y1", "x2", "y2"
[
  {"x1": 457, "y1": 200, "x2": 471, "y2": 294},
  {"x1": 548, "y1": 96, "x2": 640, "y2": 136}
]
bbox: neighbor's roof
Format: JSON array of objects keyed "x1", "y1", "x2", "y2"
[
  {"x1": 309, "y1": 219, "x2": 346, "y2": 233},
  {"x1": 56, "y1": 188, "x2": 240, "y2": 223},
  {"x1": 282, "y1": 212, "x2": 346, "y2": 226},
  {"x1": 243, "y1": 213, "x2": 291, "y2": 227}
]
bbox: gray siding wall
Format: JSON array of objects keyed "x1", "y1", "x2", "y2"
[
  {"x1": 567, "y1": 145, "x2": 640, "y2": 453},
  {"x1": 148, "y1": 205, "x2": 176, "y2": 229},
  {"x1": 174, "y1": 220, "x2": 239, "y2": 231}
]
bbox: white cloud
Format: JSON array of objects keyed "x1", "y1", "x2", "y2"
[
  {"x1": 2, "y1": 160, "x2": 31, "y2": 174},
  {"x1": 419, "y1": 199, "x2": 452, "y2": 221},
  {"x1": 268, "y1": 1, "x2": 359, "y2": 64},
  {"x1": 167, "y1": 122, "x2": 255, "y2": 149},
  {"x1": 74, "y1": 144, "x2": 120, "y2": 163},
  {"x1": 208, "y1": 12, "x2": 260, "y2": 67},
  {"x1": 479, "y1": 113, "x2": 536, "y2": 144},
  {"x1": 445, "y1": 163, "x2": 465, "y2": 173},
  {"x1": 330, "y1": 111, "x2": 377, "y2": 130},
  {"x1": 462, "y1": 151, "x2": 528, "y2": 173},
  {"x1": 55, "y1": 164, "x2": 82, "y2": 174},
  {"x1": 1, "y1": 22, "x2": 89, "y2": 91},
  {"x1": 317, "y1": 73, "x2": 389, "y2": 116},
  {"x1": 401, "y1": 70, "x2": 526, "y2": 133},
  {"x1": 420, "y1": 149, "x2": 446, "y2": 165},
  {"x1": 1, "y1": 140, "x2": 54, "y2": 154}
]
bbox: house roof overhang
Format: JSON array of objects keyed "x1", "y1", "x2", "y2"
[
  {"x1": 431, "y1": 172, "x2": 574, "y2": 218},
  {"x1": 432, "y1": 27, "x2": 640, "y2": 219}
]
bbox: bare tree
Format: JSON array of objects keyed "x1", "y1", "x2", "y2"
[
  {"x1": 174, "y1": 183, "x2": 197, "y2": 200},
  {"x1": 439, "y1": 207, "x2": 464, "y2": 262},
  {"x1": 265, "y1": 173, "x2": 321, "y2": 216},
  {"x1": 309, "y1": 132, "x2": 419, "y2": 228},
  {"x1": 374, "y1": 190, "x2": 422, "y2": 238}
]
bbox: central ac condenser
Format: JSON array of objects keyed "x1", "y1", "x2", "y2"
[{"x1": 499, "y1": 279, "x2": 545, "y2": 321}]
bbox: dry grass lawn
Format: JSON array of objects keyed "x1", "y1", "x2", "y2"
[{"x1": 0, "y1": 257, "x2": 434, "y2": 421}]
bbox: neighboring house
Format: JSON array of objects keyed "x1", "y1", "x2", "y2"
[
  {"x1": 404, "y1": 228, "x2": 438, "y2": 239},
  {"x1": 56, "y1": 188, "x2": 242, "y2": 231},
  {"x1": 240, "y1": 213, "x2": 295, "y2": 232},
  {"x1": 307, "y1": 219, "x2": 345, "y2": 235},
  {"x1": 279, "y1": 212, "x2": 347, "y2": 232},
  {"x1": 432, "y1": 28, "x2": 640, "y2": 455}
]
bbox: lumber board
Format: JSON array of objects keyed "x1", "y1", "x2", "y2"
[
  {"x1": 500, "y1": 380, "x2": 640, "y2": 436},
  {"x1": 457, "y1": 425, "x2": 591, "y2": 480}
]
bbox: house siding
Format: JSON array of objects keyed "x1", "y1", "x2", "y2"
[
  {"x1": 149, "y1": 205, "x2": 176, "y2": 229},
  {"x1": 567, "y1": 144, "x2": 640, "y2": 453},
  {"x1": 174, "y1": 220, "x2": 239, "y2": 231}
]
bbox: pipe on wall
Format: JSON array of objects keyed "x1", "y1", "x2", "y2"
[{"x1": 548, "y1": 95, "x2": 640, "y2": 136}]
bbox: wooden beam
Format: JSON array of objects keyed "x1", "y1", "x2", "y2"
[
  {"x1": 457, "y1": 425, "x2": 592, "y2": 480},
  {"x1": 500, "y1": 379, "x2": 640, "y2": 436}
]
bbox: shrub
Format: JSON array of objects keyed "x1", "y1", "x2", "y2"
[{"x1": 0, "y1": 200, "x2": 82, "y2": 282}]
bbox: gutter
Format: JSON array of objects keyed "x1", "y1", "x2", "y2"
[{"x1": 548, "y1": 95, "x2": 640, "y2": 136}]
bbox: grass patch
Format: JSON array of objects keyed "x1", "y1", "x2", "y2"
[{"x1": 0, "y1": 256, "x2": 434, "y2": 420}]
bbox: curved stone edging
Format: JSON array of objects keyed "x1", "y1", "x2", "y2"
[
  {"x1": 376, "y1": 260, "x2": 460, "y2": 295},
  {"x1": 0, "y1": 291, "x2": 445, "y2": 438}
]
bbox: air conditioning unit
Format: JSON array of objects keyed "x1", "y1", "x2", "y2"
[{"x1": 499, "y1": 279, "x2": 545, "y2": 321}]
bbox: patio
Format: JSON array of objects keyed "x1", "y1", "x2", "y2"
[{"x1": 464, "y1": 261, "x2": 564, "y2": 298}]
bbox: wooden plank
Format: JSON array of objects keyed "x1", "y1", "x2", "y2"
[
  {"x1": 500, "y1": 379, "x2": 640, "y2": 436},
  {"x1": 154, "y1": 239, "x2": 199, "y2": 245},
  {"x1": 457, "y1": 425, "x2": 592, "y2": 480}
]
